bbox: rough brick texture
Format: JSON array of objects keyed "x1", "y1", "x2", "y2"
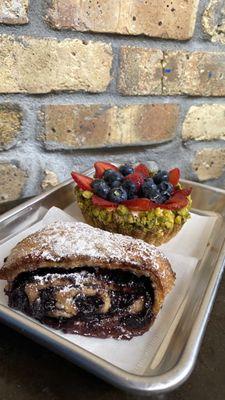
[
  {"x1": 192, "y1": 148, "x2": 225, "y2": 181},
  {"x1": 0, "y1": 0, "x2": 28, "y2": 24},
  {"x1": 0, "y1": 35, "x2": 112, "y2": 94},
  {"x1": 0, "y1": 0, "x2": 224, "y2": 200},
  {"x1": 202, "y1": 0, "x2": 225, "y2": 45},
  {"x1": 183, "y1": 105, "x2": 225, "y2": 141},
  {"x1": 118, "y1": 47, "x2": 163, "y2": 96},
  {"x1": 40, "y1": 104, "x2": 179, "y2": 150},
  {"x1": 163, "y1": 51, "x2": 225, "y2": 96},
  {"x1": 0, "y1": 163, "x2": 27, "y2": 202},
  {"x1": 0, "y1": 104, "x2": 22, "y2": 150},
  {"x1": 119, "y1": 48, "x2": 225, "y2": 96},
  {"x1": 46, "y1": 0, "x2": 199, "y2": 40}
]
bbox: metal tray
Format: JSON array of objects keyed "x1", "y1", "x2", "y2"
[{"x1": 0, "y1": 168, "x2": 224, "y2": 396}]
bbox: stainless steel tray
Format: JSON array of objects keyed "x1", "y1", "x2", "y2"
[{"x1": 0, "y1": 169, "x2": 224, "y2": 396}]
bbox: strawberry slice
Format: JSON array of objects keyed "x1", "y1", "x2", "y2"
[
  {"x1": 174, "y1": 187, "x2": 192, "y2": 197},
  {"x1": 125, "y1": 173, "x2": 145, "y2": 191},
  {"x1": 134, "y1": 163, "x2": 149, "y2": 177},
  {"x1": 169, "y1": 168, "x2": 180, "y2": 186},
  {"x1": 168, "y1": 192, "x2": 187, "y2": 202},
  {"x1": 71, "y1": 172, "x2": 93, "y2": 191},
  {"x1": 160, "y1": 192, "x2": 189, "y2": 210},
  {"x1": 162, "y1": 199, "x2": 189, "y2": 210},
  {"x1": 122, "y1": 198, "x2": 157, "y2": 211},
  {"x1": 92, "y1": 195, "x2": 117, "y2": 208},
  {"x1": 94, "y1": 162, "x2": 118, "y2": 178}
]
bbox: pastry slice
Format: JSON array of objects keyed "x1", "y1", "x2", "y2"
[{"x1": 0, "y1": 222, "x2": 175, "y2": 339}]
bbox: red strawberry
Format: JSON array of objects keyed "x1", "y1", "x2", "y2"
[
  {"x1": 92, "y1": 195, "x2": 117, "y2": 208},
  {"x1": 168, "y1": 168, "x2": 180, "y2": 186},
  {"x1": 134, "y1": 163, "x2": 149, "y2": 177},
  {"x1": 122, "y1": 198, "x2": 157, "y2": 211},
  {"x1": 94, "y1": 162, "x2": 118, "y2": 178},
  {"x1": 71, "y1": 172, "x2": 93, "y2": 191},
  {"x1": 125, "y1": 173, "x2": 145, "y2": 191},
  {"x1": 175, "y1": 187, "x2": 192, "y2": 197},
  {"x1": 160, "y1": 192, "x2": 189, "y2": 210}
]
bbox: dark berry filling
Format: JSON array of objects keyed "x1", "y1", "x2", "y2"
[{"x1": 8, "y1": 267, "x2": 155, "y2": 339}]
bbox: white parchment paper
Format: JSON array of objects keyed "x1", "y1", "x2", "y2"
[{"x1": 0, "y1": 205, "x2": 218, "y2": 374}]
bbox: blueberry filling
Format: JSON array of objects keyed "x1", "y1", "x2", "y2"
[{"x1": 8, "y1": 267, "x2": 155, "y2": 339}]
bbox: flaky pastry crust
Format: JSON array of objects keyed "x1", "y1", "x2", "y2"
[{"x1": 0, "y1": 221, "x2": 175, "y2": 316}]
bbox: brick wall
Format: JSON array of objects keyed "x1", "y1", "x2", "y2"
[{"x1": 0, "y1": 0, "x2": 225, "y2": 203}]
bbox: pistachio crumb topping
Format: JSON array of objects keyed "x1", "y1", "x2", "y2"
[{"x1": 75, "y1": 187, "x2": 191, "y2": 246}]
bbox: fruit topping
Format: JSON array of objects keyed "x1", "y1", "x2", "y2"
[
  {"x1": 110, "y1": 180, "x2": 122, "y2": 188},
  {"x1": 175, "y1": 187, "x2": 192, "y2": 197},
  {"x1": 134, "y1": 163, "x2": 150, "y2": 177},
  {"x1": 103, "y1": 169, "x2": 123, "y2": 186},
  {"x1": 153, "y1": 170, "x2": 169, "y2": 184},
  {"x1": 122, "y1": 198, "x2": 157, "y2": 211},
  {"x1": 71, "y1": 172, "x2": 93, "y2": 191},
  {"x1": 141, "y1": 178, "x2": 157, "y2": 198},
  {"x1": 119, "y1": 163, "x2": 134, "y2": 176},
  {"x1": 168, "y1": 168, "x2": 180, "y2": 186},
  {"x1": 108, "y1": 187, "x2": 128, "y2": 203},
  {"x1": 92, "y1": 195, "x2": 117, "y2": 208},
  {"x1": 94, "y1": 162, "x2": 118, "y2": 178},
  {"x1": 121, "y1": 180, "x2": 137, "y2": 200},
  {"x1": 91, "y1": 179, "x2": 110, "y2": 199},
  {"x1": 154, "y1": 193, "x2": 168, "y2": 204},
  {"x1": 161, "y1": 192, "x2": 189, "y2": 210},
  {"x1": 124, "y1": 173, "x2": 145, "y2": 191},
  {"x1": 157, "y1": 181, "x2": 174, "y2": 199},
  {"x1": 73, "y1": 162, "x2": 191, "y2": 211}
]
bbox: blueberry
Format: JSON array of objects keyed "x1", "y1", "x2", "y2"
[
  {"x1": 141, "y1": 180, "x2": 158, "y2": 199},
  {"x1": 153, "y1": 170, "x2": 169, "y2": 184},
  {"x1": 119, "y1": 164, "x2": 134, "y2": 176},
  {"x1": 103, "y1": 169, "x2": 123, "y2": 186},
  {"x1": 143, "y1": 177, "x2": 155, "y2": 186},
  {"x1": 122, "y1": 180, "x2": 137, "y2": 199},
  {"x1": 110, "y1": 180, "x2": 122, "y2": 189},
  {"x1": 108, "y1": 187, "x2": 127, "y2": 203},
  {"x1": 158, "y1": 181, "x2": 173, "y2": 198},
  {"x1": 91, "y1": 179, "x2": 110, "y2": 199},
  {"x1": 154, "y1": 193, "x2": 168, "y2": 204}
]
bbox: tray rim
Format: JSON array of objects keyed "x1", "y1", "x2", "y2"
[{"x1": 0, "y1": 174, "x2": 225, "y2": 395}]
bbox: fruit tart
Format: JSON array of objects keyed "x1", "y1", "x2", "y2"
[{"x1": 71, "y1": 162, "x2": 192, "y2": 246}]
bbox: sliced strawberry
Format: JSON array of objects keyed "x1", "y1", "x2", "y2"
[
  {"x1": 71, "y1": 172, "x2": 93, "y2": 191},
  {"x1": 174, "y1": 187, "x2": 192, "y2": 197},
  {"x1": 122, "y1": 198, "x2": 157, "y2": 211},
  {"x1": 162, "y1": 199, "x2": 189, "y2": 210},
  {"x1": 168, "y1": 191, "x2": 187, "y2": 202},
  {"x1": 92, "y1": 195, "x2": 117, "y2": 208},
  {"x1": 124, "y1": 173, "x2": 145, "y2": 191},
  {"x1": 160, "y1": 192, "x2": 189, "y2": 210},
  {"x1": 94, "y1": 162, "x2": 118, "y2": 178},
  {"x1": 168, "y1": 168, "x2": 180, "y2": 186},
  {"x1": 134, "y1": 163, "x2": 149, "y2": 177}
]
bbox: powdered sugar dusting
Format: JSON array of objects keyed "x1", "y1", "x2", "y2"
[
  {"x1": 29, "y1": 221, "x2": 166, "y2": 268},
  {"x1": 32, "y1": 270, "x2": 93, "y2": 289}
]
